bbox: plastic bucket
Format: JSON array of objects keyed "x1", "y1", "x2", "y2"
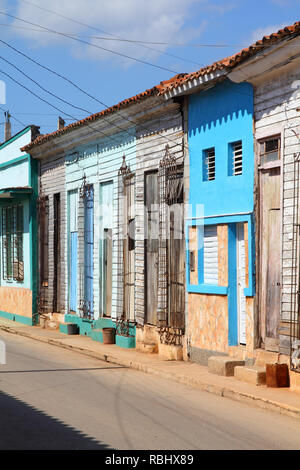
[{"x1": 102, "y1": 327, "x2": 116, "y2": 344}]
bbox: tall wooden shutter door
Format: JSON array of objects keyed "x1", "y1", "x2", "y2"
[
  {"x1": 203, "y1": 225, "x2": 218, "y2": 285},
  {"x1": 69, "y1": 191, "x2": 78, "y2": 313}
]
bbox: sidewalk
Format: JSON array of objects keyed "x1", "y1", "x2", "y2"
[{"x1": 1, "y1": 317, "x2": 300, "y2": 419}]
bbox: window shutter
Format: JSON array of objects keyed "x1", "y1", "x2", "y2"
[
  {"x1": 232, "y1": 141, "x2": 243, "y2": 175},
  {"x1": 203, "y1": 225, "x2": 218, "y2": 285}
]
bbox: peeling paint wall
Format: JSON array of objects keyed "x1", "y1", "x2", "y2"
[{"x1": 0, "y1": 286, "x2": 32, "y2": 317}]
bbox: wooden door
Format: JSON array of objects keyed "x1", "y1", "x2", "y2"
[
  {"x1": 53, "y1": 193, "x2": 61, "y2": 313},
  {"x1": 259, "y1": 166, "x2": 281, "y2": 351},
  {"x1": 69, "y1": 190, "x2": 78, "y2": 313},
  {"x1": 145, "y1": 172, "x2": 158, "y2": 325},
  {"x1": 237, "y1": 223, "x2": 246, "y2": 345}
]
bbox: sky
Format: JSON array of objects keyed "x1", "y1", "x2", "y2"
[{"x1": 0, "y1": 0, "x2": 299, "y2": 137}]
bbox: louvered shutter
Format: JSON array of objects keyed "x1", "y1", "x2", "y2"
[{"x1": 203, "y1": 225, "x2": 218, "y2": 285}]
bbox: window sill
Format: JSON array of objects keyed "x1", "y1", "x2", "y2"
[{"x1": 188, "y1": 284, "x2": 228, "y2": 295}]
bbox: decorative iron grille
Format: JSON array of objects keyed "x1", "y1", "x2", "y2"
[
  {"x1": 158, "y1": 145, "x2": 185, "y2": 332},
  {"x1": 290, "y1": 152, "x2": 300, "y2": 371},
  {"x1": 2, "y1": 204, "x2": 24, "y2": 282},
  {"x1": 118, "y1": 155, "x2": 136, "y2": 321},
  {"x1": 79, "y1": 175, "x2": 94, "y2": 320}
]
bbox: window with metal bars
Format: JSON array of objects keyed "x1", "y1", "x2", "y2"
[
  {"x1": 203, "y1": 147, "x2": 215, "y2": 181},
  {"x1": 2, "y1": 204, "x2": 24, "y2": 282},
  {"x1": 229, "y1": 141, "x2": 243, "y2": 176}
]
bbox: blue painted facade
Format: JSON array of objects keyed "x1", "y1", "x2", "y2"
[{"x1": 187, "y1": 79, "x2": 255, "y2": 349}]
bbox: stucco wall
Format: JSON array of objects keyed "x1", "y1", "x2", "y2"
[{"x1": 0, "y1": 286, "x2": 32, "y2": 317}]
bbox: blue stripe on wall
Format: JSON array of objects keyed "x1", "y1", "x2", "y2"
[
  {"x1": 70, "y1": 232, "x2": 78, "y2": 312},
  {"x1": 228, "y1": 223, "x2": 238, "y2": 346}
]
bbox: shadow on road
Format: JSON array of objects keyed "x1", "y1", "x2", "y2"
[{"x1": 0, "y1": 390, "x2": 112, "y2": 450}]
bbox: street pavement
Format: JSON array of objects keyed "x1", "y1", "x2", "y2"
[{"x1": 1, "y1": 329, "x2": 300, "y2": 450}]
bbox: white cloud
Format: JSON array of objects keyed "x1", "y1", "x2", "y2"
[
  {"x1": 7, "y1": 0, "x2": 208, "y2": 68},
  {"x1": 250, "y1": 23, "x2": 287, "y2": 43}
]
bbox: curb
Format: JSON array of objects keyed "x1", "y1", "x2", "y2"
[{"x1": 1, "y1": 323, "x2": 300, "y2": 419}]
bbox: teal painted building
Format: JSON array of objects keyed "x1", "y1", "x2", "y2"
[{"x1": 0, "y1": 125, "x2": 40, "y2": 325}]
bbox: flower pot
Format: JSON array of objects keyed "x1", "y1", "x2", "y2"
[{"x1": 102, "y1": 327, "x2": 116, "y2": 344}]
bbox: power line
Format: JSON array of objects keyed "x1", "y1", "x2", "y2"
[
  {"x1": 0, "y1": 104, "x2": 26, "y2": 127},
  {"x1": 0, "y1": 10, "x2": 179, "y2": 74},
  {"x1": 0, "y1": 22, "x2": 250, "y2": 48},
  {"x1": 0, "y1": 38, "x2": 186, "y2": 152},
  {"x1": 0, "y1": 54, "x2": 92, "y2": 116},
  {"x1": 0, "y1": 67, "x2": 186, "y2": 164},
  {"x1": 17, "y1": 0, "x2": 204, "y2": 66}
]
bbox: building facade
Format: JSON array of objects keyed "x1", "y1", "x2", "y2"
[{"x1": 0, "y1": 125, "x2": 40, "y2": 325}]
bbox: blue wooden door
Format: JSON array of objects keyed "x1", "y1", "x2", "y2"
[
  {"x1": 69, "y1": 190, "x2": 78, "y2": 312},
  {"x1": 70, "y1": 232, "x2": 78, "y2": 312},
  {"x1": 84, "y1": 186, "x2": 94, "y2": 317}
]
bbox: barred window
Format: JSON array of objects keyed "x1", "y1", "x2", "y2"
[
  {"x1": 203, "y1": 147, "x2": 215, "y2": 181},
  {"x1": 2, "y1": 204, "x2": 24, "y2": 282},
  {"x1": 230, "y1": 141, "x2": 243, "y2": 176}
]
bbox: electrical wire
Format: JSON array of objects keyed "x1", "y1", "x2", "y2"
[
  {"x1": 16, "y1": 0, "x2": 204, "y2": 66},
  {"x1": 0, "y1": 38, "x2": 186, "y2": 152},
  {"x1": 0, "y1": 10, "x2": 179, "y2": 74}
]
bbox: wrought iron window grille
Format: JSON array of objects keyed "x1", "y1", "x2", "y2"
[
  {"x1": 158, "y1": 326, "x2": 185, "y2": 346},
  {"x1": 116, "y1": 316, "x2": 136, "y2": 337},
  {"x1": 2, "y1": 203, "x2": 24, "y2": 282},
  {"x1": 290, "y1": 152, "x2": 300, "y2": 372},
  {"x1": 79, "y1": 299, "x2": 94, "y2": 320},
  {"x1": 79, "y1": 174, "x2": 93, "y2": 200}
]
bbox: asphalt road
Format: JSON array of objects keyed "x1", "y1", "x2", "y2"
[{"x1": 1, "y1": 330, "x2": 300, "y2": 450}]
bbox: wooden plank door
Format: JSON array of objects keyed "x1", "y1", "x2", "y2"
[
  {"x1": 53, "y1": 193, "x2": 61, "y2": 313},
  {"x1": 259, "y1": 166, "x2": 281, "y2": 351},
  {"x1": 145, "y1": 172, "x2": 158, "y2": 325},
  {"x1": 237, "y1": 223, "x2": 246, "y2": 345},
  {"x1": 69, "y1": 190, "x2": 78, "y2": 313}
]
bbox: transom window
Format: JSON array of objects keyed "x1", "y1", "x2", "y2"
[
  {"x1": 259, "y1": 136, "x2": 281, "y2": 165},
  {"x1": 2, "y1": 204, "x2": 24, "y2": 282}
]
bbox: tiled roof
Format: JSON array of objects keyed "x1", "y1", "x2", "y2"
[
  {"x1": 160, "y1": 21, "x2": 300, "y2": 93},
  {"x1": 22, "y1": 21, "x2": 300, "y2": 152}
]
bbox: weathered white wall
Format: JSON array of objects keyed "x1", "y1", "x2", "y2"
[
  {"x1": 135, "y1": 101, "x2": 184, "y2": 325},
  {"x1": 39, "y1": 153, "x2": 66, "y2": 313},
  {"x1": 253, "y1": 59, "x2": 300, "y2": 353}
]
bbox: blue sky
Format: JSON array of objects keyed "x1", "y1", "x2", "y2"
[{"x1": 0, "y1": 0, "x2": 299, "y2": 137}]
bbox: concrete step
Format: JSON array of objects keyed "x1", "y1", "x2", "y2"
[
  {"x1": 136, "y1": 341, "x2": 158, "y2": 354},
  {"x1": 255, "y1": 350, "x2": 279, "y2": 367},
  {"x1": 45, "y1": 319, "x2": 59, "y2": 330},
  {"x1": 234, "y1": 365, "x2": 266, "y2": 386},
  {"x1": 208, "y1": 356, "x2": 245, "y2": 377}
]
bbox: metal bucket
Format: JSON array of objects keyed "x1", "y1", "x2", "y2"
[{"x1": 102, "y1": 327, "x2": 116, "y2": 344}]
